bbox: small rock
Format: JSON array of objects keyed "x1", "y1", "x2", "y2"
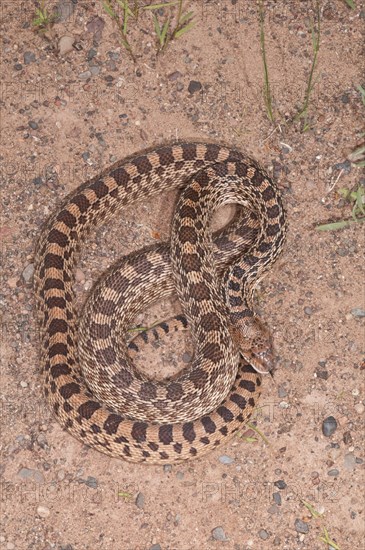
[
  {"x1": 351, "y1": 308, "x2": 365, "y2": 318},
  {"x1": 54, "y1": 0, "x2": 75, "y2": 22},
  {"x1": 188, "y1": 80, "x2": 202, "y2": 94},
  {"x1": 6, "y1": 543, "x2": 15, "y2": 550},
  {"x1": 294, "y1": 518, "x2": 309, "y2": 534},
  {"x1": 354, "y1": 403, "x2": 364, "y2": 414},
  {"x1": 341, "y1": 93, "x2": 350, "y2": 104},
  {"x1": 176, "y1": 471, "x2": 184, "y2": 480},
  {"x1": 168, "y1": 71, "x2": 182, "y2": 81},
  {"x1": 20, "y1": 380, "x2": 28, "y2": 388},
  {"x1": 33, "y1": 176, "x2": 43, "y2": 186},
  {"x1": 22, "y1": 263, "x2": 34, "y2": 283},
  {"x1": 344, "y1": 453, "x2": 356, "y2": 471},
  {"x1": 328, "y1": 469, "x2": 339, "y2": 476},
  {"x1": 59, "y1": 545, "x2": 73, "y2": 550},
  {"x1": 28, "y1": 120, "x2": 38, "y2": 130},
  {"x1": 182, "y1": 351, "x2": 192, "y2": 363},
  {"x1": 79, "y1": 70, "x2": 92, "y2": 80},
  {"x1": 85, "y1": 476, "x2": 98, "y2": 488},
  {"x1": 163, "y1": 464, "x2": 172, "y2": 473},
  {"x1": 304, "y1": 306, "x2": 313, "y2": 316},
  {"x1": 75, "y1": 269, "x2": 86, "y2": 283},
  {"x1": 86, "y1": 16, "x2": 105, "y2": 41},
  {"x1": 258, "y1": 529, "x2": 269, "y2": 540},
  {"x1": 7, "y1": 276, "x2": 18, "y2": 288},
  {"x1": 343, "y1": 431, "x2": 353, "y2": 444},
  {"x1": 37, "y1": 505, "x2": 50, "y2": 518},
  {"x1": 316, "y1": 369, "x2": 329, "y2": 380},
  {"x1": 219, "y1": 455, "x2": 235, "y2": 464},
  {"x1": 18, "y1": 467, "x2": 33, "y2": 479},
  {"x1": 149, "y1": 545, "x2": 161, "y2": 550},
  {"x1": 274, "y1": 479, "x2": 287, "y2": 490},
  {"x1": 135, "y1": 492, "x2": 145, "y2": 509},
  {"x1": 333, "y1": 160, "x2": 352, "y2": 174},
  {"x1": 24, "y1": 51, "x2": 36, "y2": 64},
  {"x1": 322, "y1": 416, "x2": 338, "y2": 437},
  {"x1": 14, "y1": 63, "x2": 23, "y2": 71},
  {"x1": 58, "y1": 36, "x2": 74, "y2": 55},
  {"x1": 277, "y1": 385, "x2": 287, "y2": 398},
  {"x1": 273, "y1": 492, "x2": 281, "y2": 505},
  {"x1": 267, "y1": 504, "x2": 280, "y2": 515},
  {"x1": 212, "y1": 526, "x2": 228, "y2": 541}
]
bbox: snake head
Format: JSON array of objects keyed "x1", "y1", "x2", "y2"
[{"x1": 229, "y1": 315, "x2": 275, "y2": 374}]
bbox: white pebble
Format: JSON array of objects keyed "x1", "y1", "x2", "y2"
[
  {"x1": 58, "y1": 35, "x2": 74, "y2": 55},
  {"x1": 37, "y1": 505, "x2": 50, "y2": 518},
  {"x1": 75, "y1": 269, "x2": 85, "y2": 283},
  {"x1": 354, "y1": 403, "x2": 364, "y2": 414},
  {"x1": 20, "y1": 381, "x2": 28, "y2": 388}
]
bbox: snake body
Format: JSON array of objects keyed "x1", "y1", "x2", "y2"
[{"x1": 34, "y1": 142, "x2": 286, "y2": 463}]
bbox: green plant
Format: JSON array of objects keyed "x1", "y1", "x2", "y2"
[
  {"x1": 102, "y1": 0, "x2": 194, "y2": 60},
  {"x1": 32, "y1": 0, "x2": 56, "y2": 33},
  {"x1": 319, "y1": 527, "x2": 341, "y2": 549},
  {"x1": 259, "y1": 0, "x2": 274, "y2": 122},
  {"x1": 295, "y1": 0, "x2": 321, "y2": 131},
  {"x1": 342, "y1": 0, "x2": 355, "y2": 8},
  {"x1": 316, "y1": 185, "x2": 365, "y2": 231}
]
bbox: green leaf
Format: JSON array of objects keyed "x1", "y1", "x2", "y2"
[
  {"x1": 144, "y1": 1, "x2": 179, "y2": 10},
  {"x1": 343, "y1": 0, "x2": 355, "y2": 8},
  {"x1": 179, "y1": 10, "x2": 194, "y2": 25},
  {"x1": 102, "y1": 1, "x2": 116, "y2": 18},
  {"x1": 161, "y1": 18, "x2": 170, "y2": 44},
  {"x1": 316, "y1": 218, "x2": 365, "y2": 231},
  {"x1": 153, "y1": 14, "x2": 162, "y2": 40},
  {"x1": 174, "y1": 20, "x2": 195, "y2": 38}
]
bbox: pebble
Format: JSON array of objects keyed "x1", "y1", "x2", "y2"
[
  {"x1": 304, "y1": 306, "x2": 313, "y2": 315},
  {"x1": 55, "y1": 0, "x2": 75, "y2": 22},
  {"x1": 14, "y1": 63, "x2": 23, "y2": 71},
  {"x1": 22, "y1": 263, "x2": 34, "y2": 283},
  {"x1": 258, "y1": 529, "x2": 269, "y2": 540},
  {"x1": 24, "y1": 51, "x2": 36, "y2": 64},
  {"x1": 327, "y1": 469, "x2": 339, "y2": 477},
  {"x1": 168, "y1": 71, "x2": 182, "y2": 81},
  {"x1": 79, "y1": 70, "x2": 92, "y2": 80},
  {"x1": 343, "y1": 431, "x2": 353, "y2": 444},
  {"x1": 188, "y1": 80, "x2": 202, "y2": 94},
  {"x1": 135, "y1": 492, "x2": 145, "y2": 509},
  {"x1": 316, "y1": 369, "x2": 329, "y2": 380},
  {"x1": 267, "y1": 504, "x2": 280, "y2": 515},
  {"x1": 354, "y1": 403, "x2": 364, "y2": 414},
  {"x1": 219, "y1": 455, "x2": 235, "y2": 464},
  {"x1": 333, "y1": 160, "x2": 352, "y2": 173},
  {"x1": 163, "y1": 464, "x2": 172, "y2": 473},
  {"x1": 28, "y1": 120, "x2": 38, "y2": 130},
  {"x1": 75, "y1": 269, "x2": 86, "y2": 283},
  {"x1": 212, "y1": 526, "x2": 228, "y2": 541},
  {"x1": 273, "y1": 492, "x2": 282, "y2": 505},
  {"x1": 85, "y1": 476, "x2": 98, "y2": 488},
  {"x1": 149, "y1": 545, "x2": 161, "y2": 550},
  {"x1": 37, "y1": 505, "x2": 50, "y2": 518},
  {"x1": 274, "y1": 479, "x2": 287, "y2": 490},
  {"x1": 277, "y1": 385, "x2": 287, "y2": 398},
  {"x1": 351, "y1": 308, "x2": 365, "y2": 318},
  {"x1": 7, "y1": 543, "x2": 15, "y2": 550},
  {"x1": 182, "y1": 351, "x2": 192, "y2": 363},
  {"x1": 344, "y1": 453, "x2": 356, "y2": 471},
  {"x1": 33, "y1": 176, "x2": 43, "y2": 186},
  {"x1": 322, "y1": 416, "x2": 338, "y2": 437},
  {"x1": 58, "y1": 36, "x2": 74, "y2": 55},
  {"x1": 20, "y1": 380, "x2": 28, "y2": 388},
  {"x1": 294, "y1": 518, "x2": 309, "y2": 534},
  {"x1": 60, "y1": 545, "x2": 73, "y2": 550},
  {"x1": 176, "y1": 471, "x2": 184, "y2": 480}
]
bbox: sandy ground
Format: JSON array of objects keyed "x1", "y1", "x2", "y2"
[{"x1": 1, "y1": 1, "x2": 364, "y2": 549}]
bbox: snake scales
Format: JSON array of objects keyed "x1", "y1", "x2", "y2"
[{"x1": 34, "y1": 142, "x2": 286, "y2": 463}]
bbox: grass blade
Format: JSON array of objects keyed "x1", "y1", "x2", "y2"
[{"x1": 174, "y1": 20, "x2": 195, "y2": 38}]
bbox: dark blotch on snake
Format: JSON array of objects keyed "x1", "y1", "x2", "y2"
[
  {"x1": 182, "y1": 422, "x2": 196, "y2": 443},
  {"x1": 71, "y1": 193, "x2": 90, "y2": 213},
  {"x1": 158, "y1": 146, "x2": 175, "y2": 165},
  {"x1": 181, "y1": 143, "x2": 197, "y2": 160},
  {"x1": 148, "y1": 442, "x2": 159, "y2": 451},
  {"x1": 159, "y1": 425, "x2": 173, "y2": 445},
  {"x1": 131, "y1": 422, "x2": 148, "y2": 442},
  {"x1": 267, "y1": 204, "x2": 280, "y2": 219},
  {"x1": 59, "y1": 382, "x2": 80, "y2": 399},
  {"x1": 200, "y1": 312, "x2": 221, "y2": 332},
  {"x1": 202, "y1": 342, "x2": 224, "y2": 364},
  {"x1": 103, "y1": 414, "x2": 123, "y2": 435},
  {"x1": 56, "y1": 209, "x2": 76, "y2": 228},
  {"x1": 204, "y1": 144, "x2": 220, "y2": 161},
  {"x1": 166, "y1": 382, "x2": 184, "y2": 401},
  {"x1": 139, "y1": 381, "x2": 157, "y2": 401},
  {"x1": 50, "y1": 363, "x2": 71, "y2": 378},
  {"x1": 189, "y1": 282, "x2": 211, "y2": 301},
  {"x1": 217, "y1": 406, "x2": 234, "y2": 422},
  {"x1": 112, "y1": 166, "x2": 130, "y2": 187},
  {"x1": 96, "y1": 346, "x2": 116, "y2": 366},
  {"x1": 230, "y1": 393, "x2": 247, "y2": 409},
  {"x1": 112, "y1": 368, "x2": 133, "y2": 388},
  {"x1": 201, "y1": 416, "x2": 216, "y2": 434},
  {"x1": 181, "y1": 252, "x2": 202, "y2": 272},
  {"x1": 48, "y1": 228, "x2": 68, "y2": 247},
  {"x1": 44, "y1": 253, "x2": 64, "y2": 270},
  {"x1": 90, "y1": 180, "x2": 109, "y2": 198},
  {"x1": 189, "y1": 367, "x2": 209, "y2": 390},
  {"x1": 239, "y1": 379, "x2": 256, "y2": 393},
  {"x1": 77, "y1": 400, "x2": 101, "y2": 420},
  {"x1": 133, "y1": 155, "x2": 153, "y2": 174},
  {"x1": 49, "y1": 342, "x2": 68, "y2": 358}
]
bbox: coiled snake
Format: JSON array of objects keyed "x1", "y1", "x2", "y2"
[{"x1": 34, "y1": 142, "x2": 286, "y2": 463}]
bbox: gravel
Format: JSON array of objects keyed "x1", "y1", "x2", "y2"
[
  {"x1": 58, "y1": 36, "x2": 74, "y2": 56},
  {"x1": 219, "y1": 455, "x2": 235, "y2": 464},
  {"x1": 274, "y1": 480, "x2": 287, "y2": 490},
  {"x1": 344, "y1": 453, "x2": 356, "y2": 471},
  {"x1": 258, "y1": 529, "x2": 270, "y2": 540},
  {"x1": 273, "y1": 492, "x2": 282, "y2": 505},
  {"x1": 188, "y1": 80, "x2": 202, "y2": 94},
  {"x1": 322, "y1": 416, "x2": 338, "y2": 437},
  {"x1": 28, "y1": 121, "x2": 39, "y2": 130},
  {"x1": 37, "y1": 505, "x2": 50, "y2": 518},
  {"x1": 294, "y1": 518, "x2": 309, "y2": 534},
  {"x1": 328, "y1": 469, "x2": 339, "y2": 476},
  {"x1": 135, "y1": 492, "x2": 145, "y2": 509},
  {"x1": 22, "y1": 263, "x2": 34, "y2": 283},
  {"x1": 23, "y1": 51, "x2": 36, "y2": 64},
  {"x1": 212, "y1": 526, "x2": 228, "y2": 541},
  {"x1": 351, "y1": 308, "x2": 365, "y2": 318}
]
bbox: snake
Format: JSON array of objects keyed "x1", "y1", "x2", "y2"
[{"x1": 34, "y1": 142, "x2": 286, "y2": 463}]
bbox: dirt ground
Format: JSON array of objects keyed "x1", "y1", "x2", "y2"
[{"x1": 1, "y1": 1, "x2": 364, "y2": 549}]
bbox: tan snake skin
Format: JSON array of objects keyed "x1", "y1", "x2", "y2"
[{"x1": 34, "y1": 142, "x2": 286, "y2": 463}]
